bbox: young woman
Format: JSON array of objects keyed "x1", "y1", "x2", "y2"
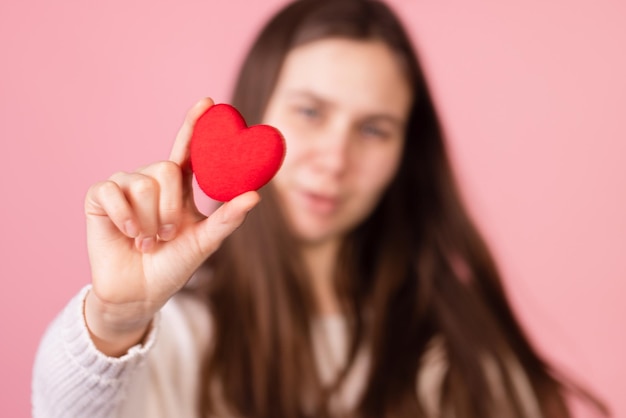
[{"x1": 33, "y1": 0, "x2": 607, "y2": 417}]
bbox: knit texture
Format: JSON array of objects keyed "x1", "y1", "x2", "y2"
[{"x1": 32, "y1": 286, "x2": 159, "y2": 418}]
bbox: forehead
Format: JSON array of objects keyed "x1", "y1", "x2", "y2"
[{"x1": 275, "y1": 38, "x2": 412, "y2": 116}]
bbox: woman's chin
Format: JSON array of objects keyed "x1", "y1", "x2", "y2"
[{"x1": 292, "y1": 222, "x2": 342, "y2": 247}]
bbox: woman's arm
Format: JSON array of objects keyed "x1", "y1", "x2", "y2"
[{"x1": 32, "y1": 286, "x2": 159, "y2": 418}]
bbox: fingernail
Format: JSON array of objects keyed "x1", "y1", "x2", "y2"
[
  {"x1": 158, "y1": 224, "x2": 176, "y2": 241},
  {"x1": 140, "y1": 237, "x2": 155, "y2": 252},
  {"x1": 125, "y1": 220, "x2": 139, "y2": 238}
]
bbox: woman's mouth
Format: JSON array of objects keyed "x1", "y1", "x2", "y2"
[{"x1": 299, "y1": 191, "x2": 340, "y2": 216}]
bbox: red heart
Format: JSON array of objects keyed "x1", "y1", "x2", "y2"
[{"x1": 190, "y1": 104, "x2": 286, "y2": 202}]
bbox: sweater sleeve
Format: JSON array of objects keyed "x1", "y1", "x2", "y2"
[{"x1": 32, "y1": 285, "x2": 160, "y2": 418}]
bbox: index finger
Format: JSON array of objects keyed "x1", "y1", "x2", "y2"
[{"x1": 169, "y1": 97, "x2": 215, "y2": 166}]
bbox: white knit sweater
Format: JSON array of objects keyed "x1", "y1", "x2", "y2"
[{"x1": 32, "y1": 286, "x2": 540, "y2": 417}]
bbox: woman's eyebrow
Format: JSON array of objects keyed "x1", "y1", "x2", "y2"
[
  {"x1": 284, "y1": 89, "x2": 329, "y2": 105},
  {"x1": 365, "y1": 114, "x2": 404, "y2": 125}
]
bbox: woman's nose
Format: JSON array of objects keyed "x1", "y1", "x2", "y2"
[{"x1": 314, "y1": 126, "x2": 352, "y2": 177}]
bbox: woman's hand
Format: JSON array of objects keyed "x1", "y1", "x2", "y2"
[{"x1": 83, "y1": 98, "x2": 260, "y2": 356}]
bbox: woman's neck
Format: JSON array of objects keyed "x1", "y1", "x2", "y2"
[{"x1": 301, "y1": 239, "x2": 342, "y2": 316}]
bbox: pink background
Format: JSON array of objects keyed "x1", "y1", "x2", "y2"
[{"x1": 1, "y1": 0, "x2": 624, "y2": 416}]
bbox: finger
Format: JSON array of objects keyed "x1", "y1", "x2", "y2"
[
  {"x1": 169, "y1": 97, "x2": 215, "y2": 167},
  {"x1": 137, "y1": 161, "x2": 183, "y2": 242},
  {"x1": 85, "y1": 179, "x2": 140, "y2": 238},
  {"x1": 169, "y1": 98, "x2": 215, "y2": 211},
  {"x1": 110, "y1": 172, "x2": 160, "y2": 252},
  {"x1": 185, "y1": 191, "x2": 260, "y2": 261}
]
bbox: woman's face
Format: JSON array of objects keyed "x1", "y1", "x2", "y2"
[{"x1": 263, "y1": 38, "x2": 412, "y2": 246}]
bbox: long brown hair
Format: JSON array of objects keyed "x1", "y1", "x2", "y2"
[{"x1": 197, "y1": 0, "x2": 608, "y2": 417}]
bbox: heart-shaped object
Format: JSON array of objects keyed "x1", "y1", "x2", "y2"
[{"x1": 190, "y1": 104, "x2": 286, "y2": 202}]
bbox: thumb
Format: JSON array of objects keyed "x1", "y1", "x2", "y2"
[{"x1": 187, "y1": 191, "x2": 260, "y2": 259}]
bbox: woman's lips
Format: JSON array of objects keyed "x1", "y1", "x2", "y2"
[{"x1": 299, "y1": 191, "x2": 340, "y2": 216}]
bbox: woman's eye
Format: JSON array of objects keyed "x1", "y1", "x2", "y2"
[
  {"x1": 361, "y1": 124, "x2": 390, "y2": 140},
  {"x1": 296, "y1": 106, "x2": 320, "y2": 119}
]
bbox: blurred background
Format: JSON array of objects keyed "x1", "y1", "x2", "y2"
[{"x1": 1, "y1": 0, "x2": 624, "y2": 416}]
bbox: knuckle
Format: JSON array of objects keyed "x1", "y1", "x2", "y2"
[
  {"x1": 99, "y1": 180, "x2": 119, "y2": 195},
  {"x1": 161, "y1": 204, "x2": 180, "y2": 216},
  {"x1": 196, "y1": 229, "x2": 220, "y2": 255},
  {"x1": 130, "y1": 176, "x2": 157, "y2": 197},
  {"x1": 85, "y1": 182, "x2": 100, "y2": 200},
  {"x1": 109, "y1": 171, "x2": 128, "y2": 181},
  {"x1": 85, "y1": 180, "x2": 121, "y2": 214},
  {"x1": 154, "y1": 160, "x2": 181, "y2": 180},
  {"x1": 154, "y1": 161, "x2": 182, "y2": 185},
  {"x1": 88, "y1": 180, "x2": 119, "y2": 203},
  {"x1": 213, "y1": 206, "x2": 230, "y2": 226}
]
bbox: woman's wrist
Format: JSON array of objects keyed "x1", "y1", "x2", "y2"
[{"x1": 84, "y1": 289, "x2": 154, "y2": 357}]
